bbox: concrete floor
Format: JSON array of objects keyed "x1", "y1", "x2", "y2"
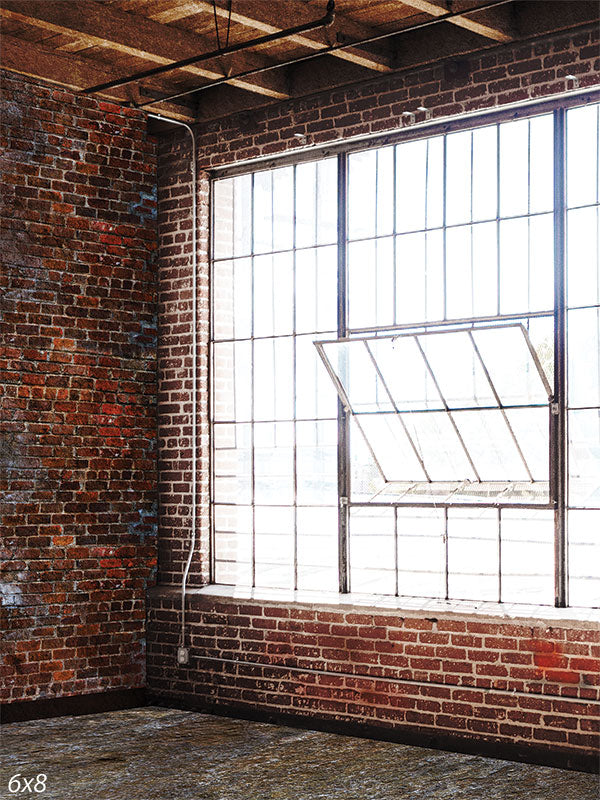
[{"x1": 1, "y1": 707, "x2": 598, "y2": 800}]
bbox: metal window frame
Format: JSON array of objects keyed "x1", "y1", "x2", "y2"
[{"x1": 209, "y1": 92, "x2": 600, "y2": 609}]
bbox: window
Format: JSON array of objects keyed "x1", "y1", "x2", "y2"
[{"x1": 211, "y1": 100, "x2": 600, "y2": 609}]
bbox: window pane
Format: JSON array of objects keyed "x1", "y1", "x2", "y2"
[
  {"x1": 213, "y1": 340, "x2": 252, "y2": 422},
  {"x1": 348, "y1": 237, "x2": 394, "y2": 329},
  {"x1": 296, "y1": 420, "x2": 337, "y2": 505},
  {"x1": 254, "y1": 337, "x2": 294, "y2": 420},
  {"x1": 504, "y1": 408, "x2": 549, "y2": 483},
  {"x1": 396, "y1": 230, "x2": 444, "y2": 323},
  {"x1": 348, "y1": 149, "x2": 376, "y2": 240},
  {"x1": 297, "y1": 507, "x2": 338, "y2": 592},
  {"x1": 529, "y1": 114, "x2": 554, "y2": 214},
  {"x1": 254, "y1": 422, "x2": 294, "y2": 505},
  {"x1": 214, "y1": 505, "x2": 252, "y2": 587},
  {"x1": 568, "y1": 307, "x2": 600, "y2": 408},
  {"x1": 322, "y1": 340, "x2": 394, "y2": 412},
  {"x1": 273, "y1": 166, "x2": 294, "y2": 251},
  {"x1": 472, "y1": 125, "x2": 497, "y2": 222},
  {"x1": 253, "y1": 252, "x2": 294, "y2": 338},
  {"x1": 317, "y1": 158, "x2": 338, "y2": 245},
  {"x1": 350, "y1": 507, "x2": 396, "y2": 595},
  {"x1": 448, "y1": 509, "x2": 498, "y2": 601},
  {"x1": 233, "y1": 174, "x2": 252, "y2": 256},
  {"x1": 446, "y1": 225, "x2": 473, "y2": 318},
  {"x1": 452, "y1": 409, "x2": 530, "y2": 481},
  {"x1": 419, "y1": 331, "x2": 495, "y2": 408},
  {"x1": 501, "y1": 509, "x2": 553, "y2": 604},
  {"x1": 357, "y1": 413, "x2": 427, "y2": 482},
  {"x1": 567, "y1": 103, "x2": 599, "y2": 209},
  {"x1": 295, "y1": 161, "x2": 317, "y2": 248},
  {"x1": 396, "y1": 139, "x2": 427, "y2": 233},
  {"x1": 253, "y1": 170, "x2": 273, "y2": 254},
  {"x1": 529, "y1": 213, "x2": 555, "y2": 312},
  {"x1": 567, "y1": 205, "x2": 599, "y2": 308},
  {"x1": 296, "y1": 245, "x2": 337, "y2": 334},
  {"x1": 369, "y1": 336, "x2": 443, "y2": 411},
  {"x1": 569, "y1": 409, "x2": 600, "y2": 508},
  {"x1": 500, "y1": 217, "x2": 529, "y2": 314},
  {"x1": 213, "y1": 423, "x2": 252, "y2": 505},
  {"x1": 255, "y1": 506, "x2": 294, "y2": 589},
  {"x1": 397, "y1": 509, "x2": 445, "y2": 599},
  {"x1": 499, "y1": 118, "x2": 528, "y2": 217},
  {"x1": 297, "y1": 334, "x2": 337, "y2": 420},
  {"x1": 213, "y1": 177, "x2": 234, "y2": 259},
  {"x1": 446, "y1": 130, "x2": 471, "y2": 226},
  {"x1": 568, "y1": 509, "x2": 600, "y2": 607},
  {"x1": 213, "y1": 257, "x2": 252, "y2": 341},
  {"x1": 472, "y1": 221, "x2": 498, "y2": 316}
]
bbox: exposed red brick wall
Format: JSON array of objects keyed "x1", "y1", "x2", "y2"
[
  {"x1": 0, "y1": 70, "x2": 158, "y2": 704},
  {"x1": 147, "y1": 592, "x2": 599, "y2": 766},
  {"x1": 151, "y1": 25, "x2": 600, "y2": 762}
]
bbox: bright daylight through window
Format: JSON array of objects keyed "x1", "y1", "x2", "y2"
[{"x1": 211, "y1": 101, "x2": 600, "y2": 609}]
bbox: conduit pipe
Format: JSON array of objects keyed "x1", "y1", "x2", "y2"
[
  {"x1": 84, "y1": 0, "x2": 335, "y2": 95},
  {"x1": 148, "y1": 112, "x2": 197, "y2": 663}
]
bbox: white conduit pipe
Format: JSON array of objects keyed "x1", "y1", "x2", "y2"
[{"x1": 148, "y1": 113, "x2": 197, "y2": 659}]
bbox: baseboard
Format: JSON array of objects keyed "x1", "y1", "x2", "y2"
[
  {"x1": 1, "y1": 688, "x2": 147, "y2": 724},
  {"x1": 147, "y1": 692, "x2": 599, "y2": 774}
]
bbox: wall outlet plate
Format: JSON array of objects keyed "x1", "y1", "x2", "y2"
[{"x1": 177, "y1": 646, "x2": 189, "y2": 665}]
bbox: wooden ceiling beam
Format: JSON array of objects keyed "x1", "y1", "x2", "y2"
[
  {"x1": 174, "y1": 0, "x2": 393, "y2": 73},
  {"x1": 0, "y1": 0, "x2": 289, "y2": 99},
  {"x1": 0, "y1": 33, "x2": 195, "y2": 120},
  {"x1": 398, "y1": 0, "x2": 514, "y2": 42}
]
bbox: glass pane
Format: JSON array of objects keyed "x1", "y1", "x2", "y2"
[
  {"x1": 213, "y1": 423, "x2": 252, "y2": 504},
  {"x1": 403, "y1": 411, "x2": 477, "y2": 482},
  {"x1": 213, "y1": 340, "x2": 252, "y2": 422},
  {"x1": 499, "y1": 217, "x2": 529, "y2": 314},
  {"x1": 452, "y1": 409, "x2": 530, "y2": 481},
  {"x1": 297, "y1": 333, "x2": 337, "y2": 420},
  {"x1": 472, "y1": 221, "x2": 498, "y2": 316},
  {"x1": 296, "y1": 245, "x2": 337, "y2": 334},
  {"x1": 446, "y1": 130, "x2": 472, "y2": 226},
  {"x1": 529, "y1": 213, "x2": 555, "y2": 312},
  {"x1": 568, "y1": 509, "x2": 600, "y2": 607},
  {"x1": 297, "y1": 507, "x2": 338, "y2": 592},
  {"x1": 396, "y1": 230, "x2": 444, "y2": 323},
  {"x1": 253, "y1": 252, "x2": 294, "y2": 338},
  {"x1": 295, "y1": 161, "x2": 317, "y2": 248},
  {"x1": 448, "y1": 509, "x2": 498, "y2": 601},
  {"x1": 348, "y1": 237, "x2": 394, "y2": 329},
  {"x1": 567, "y1": 103, "x2": 599, "y2": 209},
  {"x1": 350, "y1": 417, "x2": 387, "y2": 501},
  {"x1": 501, "y1": 509, "x2": 553, "y2": 604},
  {"x1": 350, "y1": 507, "x2": 396, "y2": 595},
  {"x1": 396, "y1": 139, "x2": 427, "y2": 233},
  {"x1": 504, "y1": 408, "x2": 549, "y2": 483},
  {"x1": 213, "y1": 177, "x2": 234, "y2": 259},
  {"x1": 296, "y1": 420, "x2": 337, "y2": 505},
  {"x1": 348, "y1": 149, "x2": 376, "y2": 240},
  {"x1": 253, "y1": 337, "x2": 294, "y2": 420},
  {"x1": 567, "y1": 205, "x2": 599, "y2": 308},
  {"x1": 369, "y1": 336, "x2": 443, "y2": 411},
  {"x1": 377, "y1": 146, "x2": 395, "y2": 236},
  {"x1": 569, "y1": 409, "x2": 600, "y2": 508},
  {"x1": 568, "y1": 307, "x2": 600, "y2": 408},
  {"x1": 214, "y1": 560, "x2": 252, "y2": 586},
  {"x1": 272, "y1": 166, "x2": 294, "y2": 251},
  {"x1": 419, "y1": 330, "x2": 495, "y2": 408},
  {"x1": 213, "y1": 257, "x2": 252, "y2": 341},
  {"x1": 233, "y1": 174, "x2": 252, "y2": 257},
  {"x1": 472, "y1": 326, "x2": 550, "y2": 405},
  {"x1": 529, "y1": 114, "x2": 554, "y2": 214},
  {"x1": 214, "y1": 505, "x2": 252, "y2": 584},
  {"x1": 426, "y1": 136, "x2": 444, "y2": 229},
  {"x1": 254, "y1": 421, "x2": 294, "y2": 505},
  {"x1": 253, "y1": 170, "x2": 272, "y2": 254},
  {"x1": 446, "y1": 225, "x2": 473, "y2": 319},
  {"x1": 472, "y1": 125, "x2": 497, "y2": 222},
  {"x1": 397, "y1": 508, "x2": 445, "y2": 598},
  {"x1": 499, "y1": 118, "x2": 528, "y2": 218},
  {"x1": 317, "y1": 158, "x2": 338, "y2": 245},
  {"x1": 255, "y1": 505, "x2": 294, "y2": 589},
  {"x1": 322, "y1": 340, "x2": 394, "y2": 412},
  {"x1": 357, "y1": 413, "x2": 427, "y2": 482}
]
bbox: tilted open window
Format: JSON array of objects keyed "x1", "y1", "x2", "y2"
[{"x1": 316, "y1": 323, "x2": 553, "y2": 506}]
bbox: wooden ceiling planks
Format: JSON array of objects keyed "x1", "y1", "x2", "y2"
[{"x1": 0, "y1": 0, "x2": 598, "y2": 123}]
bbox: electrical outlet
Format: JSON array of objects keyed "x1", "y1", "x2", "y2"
[{"x1": 177, "y1": 646, "x2": 189, "y2": 665}]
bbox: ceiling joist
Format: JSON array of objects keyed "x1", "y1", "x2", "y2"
[{"x1": 398, "y1": 0, "x2": 514, "y2": 42}]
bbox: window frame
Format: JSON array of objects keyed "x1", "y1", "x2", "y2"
[{"x1": 210, "y1": 89, "x2": 600, "y2": 609}]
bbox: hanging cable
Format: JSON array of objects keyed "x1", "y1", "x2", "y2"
[{"x1": 213, "y1": 0, "x2": 233, "y2": 52}]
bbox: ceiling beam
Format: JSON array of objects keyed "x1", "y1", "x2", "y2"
[
  {"x1": 0, "y1": 33, "x2": 195, "y2": 120},
  {"x1": 398, "y1": 0, "x2": 514, "y2": 42},
  {"x1": 0, "y1": 0, "x2": 289, "y2": 99},
  {"x1": 161, "y1": 0, "x2": 393, "y2": 73}
]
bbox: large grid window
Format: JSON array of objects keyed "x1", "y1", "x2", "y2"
[{"x1": 211, "y1": 99, "x2": 600, "y2": 609}]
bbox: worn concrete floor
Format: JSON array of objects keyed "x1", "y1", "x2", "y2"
[{"x1": 1, "y1": 707, "x2": 598, "y2": 800}]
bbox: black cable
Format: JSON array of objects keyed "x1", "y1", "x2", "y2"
[{"x1": 213, "y1": 0, "x2": 233, "y2": 53}]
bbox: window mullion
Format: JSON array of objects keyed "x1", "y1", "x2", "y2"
[{"x1": 337, "y1": 152, "x2": 350, "y2": 593}]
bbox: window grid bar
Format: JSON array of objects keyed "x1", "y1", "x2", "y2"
[
  {"x1": 498, "y1": 507, "x2": 503, "y2": 604},
  {"x1": 250, "y1": 172, "x2": 257, "y2": 589},
  {"x1": 292, "y1": 164, "x2": 298, "y2": 592}
]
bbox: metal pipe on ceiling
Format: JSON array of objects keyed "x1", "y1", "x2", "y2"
[
  {"x1": 83, "y1": 0, "x2": 335, "y2": 95},
  {"x1": 135, "y1": 0, "x2": 514, "y2": 110}
]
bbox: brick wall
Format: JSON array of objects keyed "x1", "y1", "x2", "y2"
[
  {"x1": 153, "y1": 24, "x2": 599, "y2": 764},
  {"x1": 0, "y1": 70, "x2": 158, "y2": 705}
]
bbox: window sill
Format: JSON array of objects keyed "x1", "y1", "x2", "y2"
[{"x1": 153, "y1": 584, "x2": 600, "y2": 625}]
